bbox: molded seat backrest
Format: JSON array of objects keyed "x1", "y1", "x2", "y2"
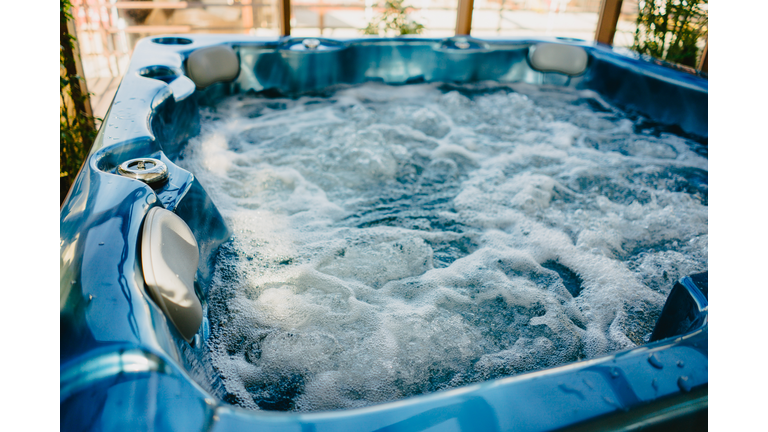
[
  {"x1": 186, "y1": 45, "x2": 240, "y2": 89},
  {"x1": 528, "y1": 43, "x2": 588, "y2": 76},
  {"x1": 141, "y1": 207, "x2": 202, "y2": 342}
]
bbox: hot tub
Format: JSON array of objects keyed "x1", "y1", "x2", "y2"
[{"x1": 60, "y1": 35, "x2": 707, "y2": 431}]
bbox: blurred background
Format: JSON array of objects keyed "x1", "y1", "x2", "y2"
[
  {"x1": 68, "y1": 0, "x2": 654, "y2": 119},
  {"x1": 60, "y1": 0, "x2": 707, "y2": 202}
]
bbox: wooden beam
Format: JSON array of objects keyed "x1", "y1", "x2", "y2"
[
  {"x1": 113, "y1": 25, "x2": 192, "y2": 33},
  {"x1": 242, "y1": 0, "x2": 254, "y2": 33},
  {"x1": 698, "y1": 39, "x2": 708, "y2": 73},
  {"x1": 113, "y1": 2, "x2": 190, "y2": 9},
  {"x1": 455, "y1": 0, "x2": 474, "y2": 36},
  {"x1": 280, "y1": 0, "x2": 292, "y2": 36},
  {"x1": 595, "y1": 0, "x2": 623, "y2": 45}
]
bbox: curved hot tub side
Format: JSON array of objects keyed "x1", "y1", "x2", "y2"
[{"x1": 60, "y1": 35, "x2": 707, "y2": 431}]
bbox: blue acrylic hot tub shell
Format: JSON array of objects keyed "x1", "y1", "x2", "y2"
[{"x1": 60, "y1": 35, "x2": 708, "y2": 431}]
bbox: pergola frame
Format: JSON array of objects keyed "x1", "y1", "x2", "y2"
[
  {"x1": 280, "y1": 0, "x2": 627, "y2": 43},
  {"x1": 90, "y1": 0, "x2": 645, "y2": 49}
]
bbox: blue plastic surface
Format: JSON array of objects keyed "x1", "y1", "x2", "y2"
[{"x1": 60, "y1": 35, "x2": 707, "y2": 431}]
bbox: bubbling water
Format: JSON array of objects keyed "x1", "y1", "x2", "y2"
[{"x1": 177, "y1": 82, "x2": 707, "y2": 412}]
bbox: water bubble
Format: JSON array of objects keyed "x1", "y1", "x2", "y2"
[
  {"x1": 245, "y1": 342, "x2": 262, "y2": 363},
  {"x1": 180, "y1": 82, "x2": 707, "y2": 412}
]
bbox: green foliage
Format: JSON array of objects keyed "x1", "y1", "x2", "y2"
[
  {"x1": 60, "y1": 84, "x2": 97, "y2": 183},
  {"x1": 60, "y1": 0, "x2": 100, "y2": 199},
  {"x1": 632, "y1": 0, "x2": 708, "y2": 68},
  {"x1": 363, "y1": 0, "x2": 424, "y2": 36}
]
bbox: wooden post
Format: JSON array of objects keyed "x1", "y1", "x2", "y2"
[
  {"x1": 595, "y1": 0, "x2": 623, "y2": 45},
  {"x1": 455, "y1": 0, "x2": 474, "y2": 36},
  {"x1": 319, "y1": 0, "x2": 325, "y2": 36},
  {"x1": 279, "y1": 0, "x2": 291, "y2": 36},
  {"x1": 242, "y1": 0, "x2": 254, "y2": 33},
  {"x1": 698, "y1": 39, "x2": 708, "y2": 73}
]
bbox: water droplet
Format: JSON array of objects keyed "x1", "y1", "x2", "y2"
[
  {"x1": 677, "y1": 360, "x2": 685, "y2": 368},
  {"x1": 99, "y1": 242, "x2": 104, "y2": 246},
  {"x1": 71, "y1": 280, "x2": 76, "y2": 285},
  {"x1": 648, "y1": 353, "x2": 663, "y2": 369},
  {"x1": 651, "y1": 378, "x2": 658, "y2": 391},
  {"x1": 677, "y1": 376, "x2": 691, "y2": 392},
  {"x1": 610, "y1": 367, "x2": 620, "y2": 378}
]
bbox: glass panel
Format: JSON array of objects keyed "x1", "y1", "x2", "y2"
[
  {"x1": 616, "y1": 0, "x2": 708, "y2": 66},
  {"x1": 291, "y1": 0, "x2": 457, "y2": 37},
  {"x1": 470, "y1": 0, "x2": 601, "y2": 40},
  {"x1": 415, "y1": 0, "x2": 459, "y2": 36},
  {"x1": 614, "y1": 0, "x2": 639, "y2": 48}
]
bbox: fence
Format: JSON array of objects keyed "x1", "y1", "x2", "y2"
[{"x1": 68, "y1": 0, "x2": 703, "y2": 118}]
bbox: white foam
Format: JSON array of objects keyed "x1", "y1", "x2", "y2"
[{"x1": 177, "y1": 82, "x2": 707, "y2": 412}]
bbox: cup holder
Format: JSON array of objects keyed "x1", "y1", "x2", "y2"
[
  {"x1": 138, "y1": 66, "x2": 182, "y2": 84},
  {"x1": 152, "y1": 37, "x2": 193, "y2": 45}
]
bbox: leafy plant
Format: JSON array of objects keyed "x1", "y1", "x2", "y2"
[
  {"x1": 61, "y1": 0, "x2": 100, "y2": 202},
  {"x1": 632, "y1": 0, "x2": 708, "y2": 68},
  {"x1": 363, "y1": 0, "x2": 425, "y2": 36}
]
